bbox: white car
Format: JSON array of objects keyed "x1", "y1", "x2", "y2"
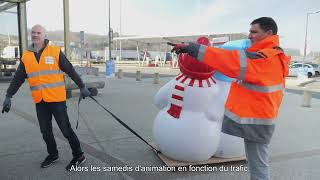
[
  {"x1": 288, "y1": 63, "x2": 315, "y2": 78},
  {"x1": 308, "y1": 63, "x2": 320, "y2": 76}
]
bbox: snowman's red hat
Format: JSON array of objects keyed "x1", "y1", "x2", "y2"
[
  {"x1": 167, "y1": 37, "x2": 217, "y2": 119},
  {"x1": 178, "y1": 37, "x2": 215, "y2": 80}
]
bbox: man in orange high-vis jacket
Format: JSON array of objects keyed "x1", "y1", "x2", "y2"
[
  {"x1": 2, "y1": 25, "x2": 91, "y2": 171},
  {"x1": 172, "y1": 17, "x2": 291, "y2": 180}
]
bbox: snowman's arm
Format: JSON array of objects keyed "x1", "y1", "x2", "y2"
[
  {"x1": 204, "y1": 93, "x2": 225, "y2": 122},
  {"x1": 154, "y1": 78, "x2": 176, "y2": 109}
]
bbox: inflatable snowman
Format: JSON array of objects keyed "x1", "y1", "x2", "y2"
[
  {"x1": 153, "y1": 37, "x2": 221, "y2": 162},
  {"x1": 207, "y1": 39, "x2": 251, "y2": 158}
]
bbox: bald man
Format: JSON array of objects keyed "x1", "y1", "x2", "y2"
[{"x1": 2, "y1": 25, "x2": 91, "y2": 171}]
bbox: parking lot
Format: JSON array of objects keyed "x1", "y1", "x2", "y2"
[{"x1": 1, "y1": 67, "x2": 320, "y2": 180}]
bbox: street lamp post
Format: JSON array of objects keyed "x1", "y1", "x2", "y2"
[
  {"x1": 119, "y1": 0, "x2": 122, "y2": 61},
  {"x1": 105, "y1": 0, "x2": 115, "y2": 77},
  {"x1": 108, "y1": 0, "x2": 111, "y2": 61},
  {"x1": 303, "y1": 10, "x2": 320, "y2": 65}
]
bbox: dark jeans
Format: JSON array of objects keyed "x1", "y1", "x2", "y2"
[{"x1": 36, "y1": 101, "x2": 83, "y2": 158}]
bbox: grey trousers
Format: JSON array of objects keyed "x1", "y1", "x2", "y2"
[{"x1": 244, "y1": 139, "x2": 270, "y2": 180}]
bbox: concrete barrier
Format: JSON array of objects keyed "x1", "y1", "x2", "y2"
[
  {"x1": 65, "y1": 66, "x2": 105, "y2": 97},
  {"x1": 65, "y1": 75, "x2": 105, "y2": 90},
  {"x1": 286, "y1": 78, "x2": 318, "y2": 108},
  {"x1": 298, "y1": 86, "x2": 320, "y2": 108}
]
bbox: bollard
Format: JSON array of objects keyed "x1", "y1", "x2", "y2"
[
  {"x1": 136, "y1": 70, "x2": 141, "y2": 81},
  {"x1": 154, "y1": 73, "x2": 159, "y2": 84},
  {"x1": 301, "y1": 89, "x2": 312, "y2": 107},
  {"x1": 117, "y1": 69, "x2": 123, "y2": 79},
  {"x1": 66, "y1": 76, "x2": 72, "y2": 98},
  {"x1": 66, "y1": 90, "x2": 72, "y2": 99}
]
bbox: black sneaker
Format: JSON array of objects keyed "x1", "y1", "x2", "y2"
[
  {"x1": 41, "y1": 155, "x2": 59, "y2": 168},
  {"x1": 65, "y1": 154, "x2": 86, "y2": 171}
]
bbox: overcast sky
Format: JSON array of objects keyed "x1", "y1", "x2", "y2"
[{"x1": 17, "y1": 0, "x2": 320, "y2": 52}]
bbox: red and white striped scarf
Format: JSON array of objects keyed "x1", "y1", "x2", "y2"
[{"x1": 167, "y1": 74, "x2": 216, "y2": 119}]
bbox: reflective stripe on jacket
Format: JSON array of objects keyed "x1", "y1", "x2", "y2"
[{"x1": 21, "y1": 45, "x2": 66, "y2": 103}]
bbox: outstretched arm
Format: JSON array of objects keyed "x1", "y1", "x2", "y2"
[
  {"x1": 171, "y1": 43, "x2": 277, "y2": 83},
  {"x1": 154, "y1": 78, "x2": 176, "y2": 109},
  {"x1": 3, "y1": 62, "x2": 26, "y2": 113}
]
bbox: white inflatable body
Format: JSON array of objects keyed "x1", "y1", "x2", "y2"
[
  {"x1": 210, "y1": 39, "x2": 252, "y2": 158},
  {"x1": 210, "y1": 78, "x2": 245, "y2": 158},
  {"x1": 153, "y1": 39, "x2": 251, "y2": 161},
  {"x1": 153, "y1": 75, "x2": 221, "y2": 162}
]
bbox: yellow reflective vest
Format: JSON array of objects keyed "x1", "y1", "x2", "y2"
[{"x1": 21, "y1": 45, "x2": 66, "y2": 103}]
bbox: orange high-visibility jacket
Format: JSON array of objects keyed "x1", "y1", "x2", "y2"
[
  {"x1": 198, "y1": 35, "x2": 291, "y2": 126},
  {"x1": 21, "y1": 45, "x2": 66, "y2": 103}
]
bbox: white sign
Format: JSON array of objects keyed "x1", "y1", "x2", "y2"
[
  {"x1": 211, "y1": 36, "x2": 230, "y2": 44},
  {"x1": 45, "y1": 56, "x2": 54, "y2": 64}
]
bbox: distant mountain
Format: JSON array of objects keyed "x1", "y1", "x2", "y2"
[
  {"x1": 43, "y1": 30, "x2": 107, "y2": 44},
  {"x1": 1, "y1": 30, "x2": 158, "y2": 51}
]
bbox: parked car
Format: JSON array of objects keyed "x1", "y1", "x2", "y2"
[
  {"x1": 288, "y1": 63, "x2": 315, "y2": 78},
  {"x1": 307, "y1": 63, "x2": 320, "y2": 76}
]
